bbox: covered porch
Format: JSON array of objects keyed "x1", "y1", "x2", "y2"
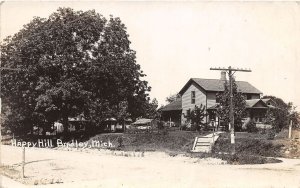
[{"x1": 159, "y1": 99, "x2": 182, "y2": 127}]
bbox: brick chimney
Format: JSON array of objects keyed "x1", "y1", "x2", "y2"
[{"x1": 221, "y1": 71, "x2": 227, "y2": 81}]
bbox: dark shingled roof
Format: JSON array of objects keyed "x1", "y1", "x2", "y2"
[
  {"x1": 179, "y1": 78, "x2": 262, "y2": 94},
  {"x1": 208, "y1": 99, "x2": 269, "y2": 110},
  {"x1": 160, "y1": 98, "x2": 182, "y2": 111}
]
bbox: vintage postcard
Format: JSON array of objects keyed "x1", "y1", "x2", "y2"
[{"x1": 0, "y1": 1, "x2": 299, "y2": 188}]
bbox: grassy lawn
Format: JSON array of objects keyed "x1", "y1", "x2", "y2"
[
  {"x1": 87, "y1": 130, "x2": 288, "y2": 164},
  {"x1": 88, "y1": 131, "x2": 208, "y2": 153},
  {"x1": 206, "y1": 130, "x2": 300, "y2": 164},
  {"x1": 91, "y1": 129, "x2": 300, "y2": 164},
  {"x1": 213, "y1": 132, "x2": 284, "y2": 157},
  {"x1": 5, "y1": 128, "x2": 297, "y2": 165}
]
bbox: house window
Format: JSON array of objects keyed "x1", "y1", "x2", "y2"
[
  {"x1": 191, "y1": 91, "x2": 195, "y2": 104},
  {"x1": 247, "y1": 94, "x2": 252, "y2": 100},
  {"x1": 255, "y1": 117, "x2": 263, "y2": 123},
  {"x1": 186, "y1": 109, "x2": 191, "y2": 116}
]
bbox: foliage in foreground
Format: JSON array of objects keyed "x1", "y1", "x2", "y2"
[
  {"x1": 182, "y1": 104, "x2": 208, "y2": 131},
  {"x1": 262, "y1": 95, "x2": 298, "y2": 132},
  {"x1": 88, "y1": 131, "x2": 201, "y2": 152},
  {"x1": 89, "y1": 131, "x2": 283, "y2": 164},
  {"x1": 212, "y1": 133, "x2": 284, "y2": 157}
]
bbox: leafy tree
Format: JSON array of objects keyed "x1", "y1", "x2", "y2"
[
  {"x1": 262, "y1": 95, "x2": 290, "y2": 110},
  {"x1": 165, "y1": 93, "x2": 180, "y2": 104},
  {"x1": 142, "y1": 98, "x2": 159, "y2": 119},
  {"x1": 183, "y1": 104, "x2": 207, "y2": 131},
  {"x1": 245, "y1": 119, "x2": 258, "y2": 133},
  {"x1": 262, "y1": 96, "x2": 297, "y2": 131},
  {"x1": 290, "y1": 108, "x2": 299, "y2": 128},
  {"x1": 1, "y1": 8, "x2": 152, "y2": 135},
  {"x1": 216, "y1": 78, "x2": 246, "y2": 131}
]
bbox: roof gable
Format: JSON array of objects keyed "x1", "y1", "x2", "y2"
[
  {"x1": 261, "y1": 98, "x2": 276, "y2": 106},
  {"x1": 246, "y1": 99, "x2": 268, "y2": 108}
]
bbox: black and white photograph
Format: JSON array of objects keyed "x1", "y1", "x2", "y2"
[{"x1": 0, "y1": 1, "x2": 300, "y2": 188}]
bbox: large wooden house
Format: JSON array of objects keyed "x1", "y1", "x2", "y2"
[{"x1": 160, "y1": 72, "x2": 275, "y2": 129}]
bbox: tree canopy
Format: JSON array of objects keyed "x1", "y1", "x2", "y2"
[
  {"x1": 165, "y1": 93, "x2": 180, "y2": 104},
  {"x1": 183, "y1": 104, "x2": 207, "y2": 131},
  {"x1": 1, "y1": 8, "x2": 153, "y2": 135},
  {"x1": 262, "y1": 95, "x2": 298, "y2": 131},
  {"x1": 216, "y1": 78, "x2": 246, "y2": 131}
]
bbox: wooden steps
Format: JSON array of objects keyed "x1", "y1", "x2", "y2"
[{"x1": 191, "y1": 133, "x2": 221, "y2": 153}]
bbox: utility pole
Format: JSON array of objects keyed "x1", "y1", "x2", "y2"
[{"x1": 210, "y1": 66, "x2": 251, "y2": 154}]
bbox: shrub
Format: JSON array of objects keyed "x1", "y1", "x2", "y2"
[
  {"x1": 213, "y1": 133, "x2": 283, "y2": 157},
  {"x1": 236, "y1": 139, "x2": 283, "y2": 157},
  {"x1": 259, "y1": 128, "x2": 267, "y2": 134},
  {"x1": 190, "y1": 123, "x2": 198, "y2": 131},
  {"x1": 117, "y1": 136, "x2": 123, "y2": 148},
  {"x1": 246, "y1": 120, "x2": 258, "y2": 133},
  {"x1": 162, "y1": 128, "x2": 169, "y2": 135},
  {"x1": 266, "y1": 129, "x2": 276, "y2": 140},
  {"x1": 157, "y1": 121, "x2": 164, "y2": 130}
]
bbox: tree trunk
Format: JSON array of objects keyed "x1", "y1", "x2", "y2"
[{"x1": 62, "y1": 115, "x2": 69, "y2": 135}]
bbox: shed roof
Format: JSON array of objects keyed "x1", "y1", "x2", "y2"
[
  {"x1": 159, "y1": 98, "x2": 182, "y2": 111},
  {"x1": 132, "y1": 118, "x2": 153, "y2": 125},
  {"x1": 179, "y1": 78, "x2": 262, "y2": 95}
]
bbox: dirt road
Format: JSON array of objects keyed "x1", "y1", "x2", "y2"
[{"x1": 1, "y1": 145, "x2": 300, "y2": 188}]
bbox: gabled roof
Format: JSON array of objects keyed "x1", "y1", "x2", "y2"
[
  {"x1": 261, "y1": 98, "x2": 277, "y2": 108},
  {"x1": 179, "y1": 78, "x2": 262, "y2": 95},
  {"x1": 245, "y1": 99, "x2": 268, "y2": 108},
  {"x1": 159, "y1": 98, "x2": 182, "y2": 111},
  {"x1": 261, "y1": 99, "x2": 271, "y2": 103}
]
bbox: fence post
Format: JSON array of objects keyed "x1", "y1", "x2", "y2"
[
  {"x1": 288, "y1": 120, "x2": 293, "y2": 139},
  {"x1": 22, "y1": 147, "x2": 25, "y2": 178},
  {"x1": 192, "y1": 137, "x2": 198, "y2": 151}
]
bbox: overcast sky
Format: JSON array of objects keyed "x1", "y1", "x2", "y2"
[{"x1": 1, "y1": 1, "x2": 300, "y2": 109}]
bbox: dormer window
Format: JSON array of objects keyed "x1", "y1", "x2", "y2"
[{"x1": 191, "y1": 91, "x2": 195, "y2": 104}]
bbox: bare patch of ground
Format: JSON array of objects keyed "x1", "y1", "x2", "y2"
[{"x1": 1, "y1": 145, "x2": 300, "y2": 188}]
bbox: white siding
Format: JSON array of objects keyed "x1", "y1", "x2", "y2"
[
  {"x1": 181, "y1": 83, "x2": 207, "y2": 124},
  {"x1": 207, "y1": 92, "x2": 217, "y2": 108},
  {"x1": 207, "y1": 100, "x2": 216, "y2": 108}
]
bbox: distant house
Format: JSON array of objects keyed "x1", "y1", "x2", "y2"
[
  {"x1": 243, "y1": 98, "x2": 276, "y2": 129},
  {"x1": 160, "y1": 71, "x2": 274, "y2": 129},
  {"x1": 102, "y1": 118, "x2": 133, "y2": 132}
]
